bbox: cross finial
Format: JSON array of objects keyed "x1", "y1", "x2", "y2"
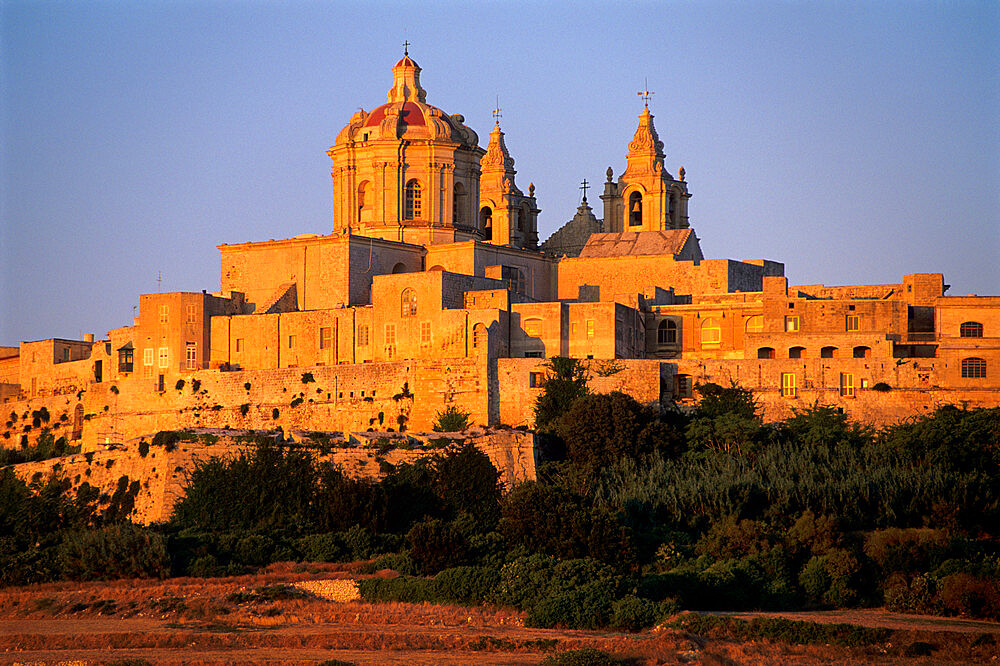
[
  {"x1": 492, "y1": 96, "x2": 502, "y2": 126},
  {"x1": 579, "y1": 178, "x2": 590, "y2": 202},
  {"x1": 638, "y1": 77, "x2": 654, "y2": 108},
  {"x1": 403, "y1": 32, "x2": 409, "y2": 56}
]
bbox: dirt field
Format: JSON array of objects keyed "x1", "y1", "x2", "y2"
[{"x1": 0, "y1": 564, "x2": 996, "y2": 665}]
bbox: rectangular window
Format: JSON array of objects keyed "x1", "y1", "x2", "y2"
[
  {"x1": 159, "y1": 305, "x2": 168, "y2": 324},
  {"x1": 158, "y1": 374, "x2": 165, "y2": 392},
  {"x1": 358, "y1": 325, "x2": 369, "y2": 347},
  {"x1": 586, "y1": 320, "x2": 594, "y2": 339},
  {"x1": 420, "y1": 321, "x2": 431, "y2": 345},
  {"x1": 785, "y1": 316, "x2": 799, "y2": 332},
  {"x1": 158, "y1": 347, "x2": 169, "y2": 369},
  {"x1": 319, "y1": 327, "x2": 332, "y2": 349},
  {"x1": 186, "y1": 343, "x2": 197, "y2": 370},
  {"x1": 62, "y1": 347, "x2": 70, "y2": 362},
  {"x1": 781, "y1": 372, "x2": 797, "y2": 398},
  {"x1": 385, "y1": 324, "x2": 396, "y2": 346},
  {"x1": 571, "y1": 322, "x2": 578, "y2": 337},
  {"x1": 144, "y1": 348, "x2": 154, "y2": 366},
  {"x1": 186, "y1": 304, "x2": 196, "y2": 323},
  {"x1": 840, "y1": 372, "x2": 855, "y2": 398},
  {"x1": 529, "y1": 371, "x2": 545, "y2": 388},
  {"x1": 846, "y1": 315, "x2": 860, "y2": 332},
  {"x1": 524, "y1": 351, "x2": 544, "y2": 358}
]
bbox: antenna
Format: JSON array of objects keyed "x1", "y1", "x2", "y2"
[{"x1": 157, "y1": 271, "x2": 162, "y2": 293}]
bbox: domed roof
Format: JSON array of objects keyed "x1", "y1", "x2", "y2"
[
  {"x1": 394, "y1": 55, "x2": 418, "y2": 68},
  {"x1": 363, "y1": 101, "x2": 428, "y2": 128}
]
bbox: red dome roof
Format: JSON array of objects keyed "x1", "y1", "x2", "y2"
[
  {"x1": 363, "y1": 101, "x2": 426, "y2": 127},
  {"x1": 394, "y1": 55, "x2": 418, "y2": 68}
]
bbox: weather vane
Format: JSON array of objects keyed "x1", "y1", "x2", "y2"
[
  {"x1": 579, "y1": 178, "x2": 590, "y2": 202},
  {"x1": 638, "y1": 78, "x2": 654, "y2": 108},
  {"x1": 492, "y1": 96, "x2": 502, "y2": 125}
]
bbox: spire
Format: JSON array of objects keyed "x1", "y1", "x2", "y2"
[
  {"x1": 624, "y1": 101, "x2": 667, "y2": 179},
  {"x1": 482, "y1": 117, "x2": 516, "y2": 175},
  {"x1": 388, "y1": 49, "x2": 426, "y2": 103}
]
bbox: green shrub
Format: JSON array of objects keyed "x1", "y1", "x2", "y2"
[
  {"x1": 361, "y1": 551, "x2": 418, "y2": 575},
  {"x1": 297, "y1": 533, "x2": 348, "y2": 563},
  {"x1": 533, "y1": 357, "x2": 589, "y2": 433},
  {"x1": 407, "y1": 518, "x2": 470, "y2": 575},
  {"x1": 799, "y1": 548, "x2": 863, "y2": 607},
  {"x1": 610, "y1": 594, "x2": 673, "y2": 631},
  {"x1": 357, "y1": 576, "x2": 439, "y2": 603},
  {"x1": 432, "y1": 405, "x2": 471, "y2": 432},
  {"x1": 301, "y1": 372, "x2": 315, "y2": 384},
  {"x1": 434, "y1": 565, "x2": 500, "y2": 603},
  {"x1": 57, "y1": 524, "x2": 169, "y2": 581},
  {"x1": 668, "y1": 613, "x2": 891, "y2": 646},
  {"x1": 937, "y1": 572, "x2": 1000, "y2": 619},
  {"x1": 138, "y1": 440, "x2": 150, "y2": 458},
  {"x1": 175, "y1": 379, "x2": 185, "y2": 391},
  {"x1": 527, "y1": 578, "x2": 617, "y2": 629}
]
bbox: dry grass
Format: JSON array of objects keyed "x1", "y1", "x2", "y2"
[{"x1": 0, "y1": 569, "x2": 996, "y2": 665}]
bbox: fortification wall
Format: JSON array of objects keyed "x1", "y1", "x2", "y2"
[{"x1": 10, "y1": 429, "x2": 536, "y2": 525}]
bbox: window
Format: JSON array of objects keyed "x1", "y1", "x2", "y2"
[
  {"x1": 158, "y1": 347, "x2": 169, "y2": 369},
  {"x1": 853, "y1": 345, "x2": 871, "y2": 358},
  {"x1": 524, "y1": 351, "x2": 545, "y2": 358},
  {"x1": 789, "y1": 346, "x2": 805, "y2": 359},
  {"x1": 960, "y1": 321, "x2": 984, "y2": 338},
  {"x1": 480, "y1": 206, "x2": 493, "y2": 240},
  {"x1": 358, "y1": 325, "x2": 369, "y2": 347},
  {"x1": 144, "y1": 348, "x2": 154, "y2": 366},
  {"x1": 186, "y1": 304, "x2": 196, "y2": 324},
  {"x1": 118, "y1": 346, "x2": 134, "y2": 373},
  {"x1": 472, "y1": 323, "x2": 485, "y2": 349},
  {"x1": 675, "y1": 374, "x2": 693, "y2": 399},
  {"x1": 453, "y1": 182, "x2": 465, "y2": 225},
  {"x1": 158, "y1": 374, "x2": 165, "y2": 392},
  {"x1": 745, "y1": 315, "x2": 763, "y2": 333},
  {"x1": 962, "y1": 357, "x2": 986, "y2": 378},
  {"x1": 384, "y1": 324, "x2": 396, "y2": 346},
  {"x1": 159, "y1": 305, "x2": 168, "y2": 324},
  {"x1": 701, "y1": 317, "x2": 721, "y2": 345},
  {"x1": 357, "y1": 181, "x2": 369, "y2": 222},
  {"x1": 846, "y1": 315, "x2": 860, "y2": 332},
  {"x1": 320, "y1": 327, "x2": 332, "y2": 349},
  {"x1": 658, "y1": 320, "x2": 677, "y2": 344},
  {"x1": 628, "y1": 191, "x2": 642, "y2": 226},
  {"x1": 571, "y1": 322, "x2": 578, "y2": 337},
  {"x1": 503, "y1": 266, "x2": 526, "y2": 294},
  {"x1": 420, "y1": 321, "x2": 431, "y2": 345},
  {"x1": 758, "y1": 347, "x2": 775, "y2": 359},
  {"x1": 586, "y1": 320, "x2": 594, "y2": 339},
  {"x1": 820, "y1": 346, "x2": 838, "y2": 358},
  {"x1": 840, "y1": 373, "x2": 855, "y2": 397},
  {"x1": 524, "y1": 318, "x2": 542, "y2": 337},
  {"x1": 235, "y1": 338, "x2": 244, "y2": 353},
  {"x1": 785, "y1": 316, "x2": 799, "y2": 332},
  {"x1": 186, "y1": 343, "x2": 197, "y2": 370},
  {"x1": 529, "y1": 372, "x2": 545, "y2": 388},
  {"x1": 781, "y1": 373, "x2": 797, "y2": 398},
  {"x1": 404, "y1": 179, "x2": 422, "y2": 220},
  {"x1": 401, "y1": 288, "x2": 417, "y2": 317},
  {"x1": 62, "y1": 347, "x2": 70, "y2": 362},
  {"x1": 287, "y1": 335, "x2": 296, "y2": 349}
]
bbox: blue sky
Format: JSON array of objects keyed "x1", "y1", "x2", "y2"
[{"x1": 2, "y1": 1, "x2": 998, "y2": 345}]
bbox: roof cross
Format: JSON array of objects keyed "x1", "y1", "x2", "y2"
[
  {"x1": 638, "y1": 78, "x2": 654, "y2": 108},
  {"x1": 403, "y1": 32, "x2": 409, "y2": 56},
  {"x1": 579, "y1": 178, "x2": 590, "y2": 202}
]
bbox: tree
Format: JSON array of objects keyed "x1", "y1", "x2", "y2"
[
  {"x1": 686, "y1": 382, "x2": 762, "y2": 454},
  {"x1": 533, "y1": 357, "x2": 589, "y2": 432},
  {"x1": 432, "y1": 442, "x2": 502, "y2": 527},
  {"x1": 432, "y1": 405, "x2": 472, "y2": 432}
]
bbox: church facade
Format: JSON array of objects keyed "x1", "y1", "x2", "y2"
[{"x1": 3, "y1": 54, "x2": 999, "y2": 448}]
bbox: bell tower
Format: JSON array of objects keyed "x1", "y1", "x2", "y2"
[
  {"x1": 478, "y1": 107, "x2": 540, "y2": 249},
  {"x1": 601, "y1": 91, "x2": 690, "y2": 233}
]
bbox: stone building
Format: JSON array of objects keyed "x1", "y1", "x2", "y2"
[{"x1": 4, "y1": 53, "x2": 999, "y2": 450}]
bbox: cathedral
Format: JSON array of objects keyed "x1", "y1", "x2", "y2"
[{"x1": 2, "y1": 53, "x2": 998, "y2": 446}]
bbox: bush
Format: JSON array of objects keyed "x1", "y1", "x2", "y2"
[
  {"x1": 175, "y1": 379, "x2": 185, "y2": 391},
  {"x1": 937, "y1": 573, "x2": 1000, "y2": 619},
  {"x1": 610, "y1": 594, "x2": 672, "y2": 631},
  {"x1": 432, "y1": 405, "x2": 472, "y2": 432},
  {"x1": 527, "y1": 578, "x2": 617, "y2": 629},
  {"x1": 407, "y1": 519, "x2": 470, "y2": 575},
  {"x1": 57, "y1": 524, "x2": 169, "y2": 581},
  {"x1": 357, "y1": 577, "x2": 439, "y2": 603},
  {"x1": 434, "y1": 565, "x2": 500, "y2": 603},
  {"x1": 799, "y1": 548, "x2": 863, "y2": 607},
  {"x1": 137, "y1": 440, "x2": 150, "y2": 458},
  {"x1": 297, "y1": 533, "x2": 348, "y2": 563},
  {"x1": 361, "y1": 551, "x2": 418, "y2": 575},
  {"x1": 533, "y1": 357, "x2": 589, "y2": 433},
  {"x1": 539, "y1": 650, "x2": 625, "y2": 666}
]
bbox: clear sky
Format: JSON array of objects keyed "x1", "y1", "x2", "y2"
[{"x1": 2, "y1": 0, "x2": 998, "y2": 345}]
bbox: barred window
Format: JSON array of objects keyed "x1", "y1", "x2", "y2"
[
  {"x1": 401, "y1": 288, "x2": 417, "y2": 317},
  {"x1": 658, "y1": 320, "x2": 677, "y2": 344},
  {"x1": 781, "y1": 373, "x2": 797, "y2": 398},
  {"x1": 404, "y1": 179, "x2": 422, "y2": 220},
  {"x1": 960, "y1": 322, "x2": 984, "y2": 338},
  {"x1": 962, "y1": 357, "x2": 986, "y2": 378}
]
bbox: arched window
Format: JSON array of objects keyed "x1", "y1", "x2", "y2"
[
  {"x1": 758, "y1": 347, "x2": 775, "y2": 359},
  {"x1": 745, "y1": 315, "x2": 763, "y2": 333},
  {"x1": 391, "y1": 262, "x2": 407, "y2": 274},
  {"x1": 472, "y1": 323, "x2": 486, "y2": 350},
  {"x1": 962, "y1": 357, "x2": 986, "y2": 378},
  {"x1": 357, "y1": 181, "x2": 369, "y2": 223},
  {"x1": 789, "y1": 346, "x2": 806, "y2": 359},
  {"x1": 452, "y1": 182, "x2": 465, "y2": 225},
  {"x1": 480, "y1": 206, "x2": 493, "y2": 240},
  {"x1": 628, "y1": 191, "x2": 643, "y2": 226},
  {"x1": 668, "y1": 190, "x2": 678, "y2": 228},
  {"x1": 72, "y1": 403, "x2": 84, "y2": 441},
  {"x1": 404, "y1": 179, "x2": 422, "y2": 220},
  {"x1": 658, "y1": 320, "x2": 677, "y2": 345},
  {"x1": 853, "y1": 345, "x2": 871, "y2": 358},
  {"x1": 524, "y1": 318, "x2": 542, "y2": 337},
  {"x1": 520, "y1": 204, "x2": 531, "y2": 233},
  {"x1": 401, "y1": 288, "x2": 417, "y2": 317},
  {"x1": 820, "y1": 346, "x2": 838, "y2": 358},
  {"x1": 960, "y1": 321, "x2": 984, "y2": 338},
  {"x1": 701, "y1": 317, "x2": 721, "y2": 344}
]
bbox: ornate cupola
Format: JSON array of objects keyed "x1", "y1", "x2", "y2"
[
  {"x1": 478, "y1": 110, "x2": 540, "y2": 249},
  {"x1": 327, "y1": 51, "x2": 484, "y2": 246},
  {"x1": 601, "y1": 93, "x2": 691, "y2": 233}
]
